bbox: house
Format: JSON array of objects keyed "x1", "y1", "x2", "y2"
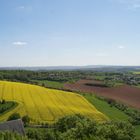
[{"x1": 0, "y1": 119, "x2": 25, "y2": 135}]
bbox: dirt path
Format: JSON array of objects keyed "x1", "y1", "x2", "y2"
[{"x1": 64, "y1": 80, "x2": 140, "y2": 109}]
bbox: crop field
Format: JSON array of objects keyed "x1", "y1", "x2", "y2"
[
  {"x1": 65, "y1": 79, "x2": 140, "y2": 109},
  {"x1": 0, "y1": 81, "x2": 107, "y2": 124},
  {"x1": 31, "y1": 80, "x2": 64, "y2": 89}
]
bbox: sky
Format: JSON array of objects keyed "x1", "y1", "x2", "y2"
[{"x1": 0, "y1": 0, "x2": 140, "y2": 67}]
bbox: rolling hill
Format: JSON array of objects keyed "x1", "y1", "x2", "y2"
[{"x1": 0, "y1": 81, "x2": 107, "y2": 124}]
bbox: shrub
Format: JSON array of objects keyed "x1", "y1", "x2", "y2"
[
  {"x1": 26, "y1": 129, "x2": 43, "y2": 140},
  {"x1": 1, "y1": 99, "x2": 6, "y2": 104},
  {"x1": 22, "y1": 115, "x2": 30, "y2": 126},
  {"x1": 7, "y1": 113, "x2": 21, "y2": 121}
]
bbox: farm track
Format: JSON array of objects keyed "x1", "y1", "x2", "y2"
[
  {"x1": 64, "y1": 80, "x2": 140, "y2": 109},
  {"x1": 0, "y1": 81, "x2": 107, "y2": 123}
]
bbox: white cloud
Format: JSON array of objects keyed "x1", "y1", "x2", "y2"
[
  {"x1": 16, "y1": 5, "x2": 32, "y2": 11},
  {"x1": 18, "y1": 6, "x2": 25, "y2": 9},
  {"x1": 16, "y1": 6, "x2": 26, "y2": 10},
  {"x1": 115, "y1": 0, "x2": 140, "y2": 10},
  {"x1": 132, "y1": 3, "x2": 140, "y2": 9},
  {"x1": 118, "y1": 45, "x2": 125, "y2": 49},
  {"x1": 12, "y1": 41, "x2": 27, "y2": 46}
]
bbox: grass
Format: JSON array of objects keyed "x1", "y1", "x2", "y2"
[
  {"x1": 84, "y1": 94, "x2": 130, "y2": 121},
  {"x1": 32, "y1": 80, "x2": 64, "y2": 89},
  {"x1": 0, "y1": 81, "x2": 107, "y2": 124},
  {"x1": 135, "y1": 125, "x2": 140, "y2": 140},
  {"x1": 136, "y1": 84, "x2": 140, "y2": 88},
  {"x1": 84, "y1": 94, "x2": 140, "y2": 140}
]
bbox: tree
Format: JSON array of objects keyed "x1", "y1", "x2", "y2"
[
  {"x1": 26, "y1": 128, "x2": 45, "y2": 140},
  {"x1": 25, "y1": 115, "x2": 136, "y2": 140}
]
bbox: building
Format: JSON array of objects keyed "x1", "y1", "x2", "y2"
[{"x1": 0, "y1": 119, "x2": 25, "y2": 135}]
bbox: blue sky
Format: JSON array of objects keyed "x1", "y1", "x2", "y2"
[{"x1": 0, "y1": 0, "x2": 140, "y2": 66}]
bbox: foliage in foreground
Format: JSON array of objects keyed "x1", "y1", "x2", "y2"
[
  {"x1": 0, "y1": 115, "x2": 135, "y2": 140},
  {"x1": 0, "y1": 131, "x2": 28, "y2": 140},
  {"x1": 26, "y1": 114, "x2": 135, "y2": 140}
]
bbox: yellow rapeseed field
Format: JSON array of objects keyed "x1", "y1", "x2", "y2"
[{"x1": 0, "y1": 81, "x2": 108, "y2": 123}]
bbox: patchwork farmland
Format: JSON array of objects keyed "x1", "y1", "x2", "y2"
[
  {"x1": 64, "y1": 79, "x2": 140, "y2": 109},
  {"x1": 0, "y1": 81, "x2": 107, "y2": 123}
]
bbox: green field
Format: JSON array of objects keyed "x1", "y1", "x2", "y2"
[
  {"x1": 84, "y1": 94, "x2": 130, "y2": 121},
  {"x1": 133, "y1": 71, "x2": 140, "y2": 74},
  {"x1": 84, "y1": 94, "x2": 140, "y2": 139},
  {"x1": 136, "y1": 84, "x2": 140, "y2": 88},
  {"x1": 0, "y1": 81, "x2": 107, "y2": 124},
  {"x1": 32, "y1": 80, "x2": 64, "y2": 89},
  {"x1": 133, "y1": 71, "x2": 140, "y2": 75}
]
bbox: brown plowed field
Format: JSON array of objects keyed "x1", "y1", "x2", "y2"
[{"x1": 64, "y1": 80, "x2": 140, "y2": 109}]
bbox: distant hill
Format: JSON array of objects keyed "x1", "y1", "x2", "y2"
[{"x1": 0, "y1": 65, "x2": 140, "y2": 72}]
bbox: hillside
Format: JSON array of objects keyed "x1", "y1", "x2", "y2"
[
  {"x1": 65, "y1": 79, "x2": 140, "y2": 109},
  {"x1": 0, "y1": 81, "x2": 107, "y2": 123}
]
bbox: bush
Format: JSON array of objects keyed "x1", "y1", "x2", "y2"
[
  {"x1": 22, "y1": 115, "x2": 30, "y2": 126},
  {"x1": 1, "y1": 99, "x2": 6, "y2": 104},
  {"x1": 7, "y1": 113, "x2": 21, "y2": 121},
  {"x1": 26, "y1": 128, "x2": 45, "y2": 140},
  {"x1": 97, "y1": 121, "x2": 135, "y2": 140},
  {"x1": 0, "y1": 101, "x2": 17, "y2": 114}
]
